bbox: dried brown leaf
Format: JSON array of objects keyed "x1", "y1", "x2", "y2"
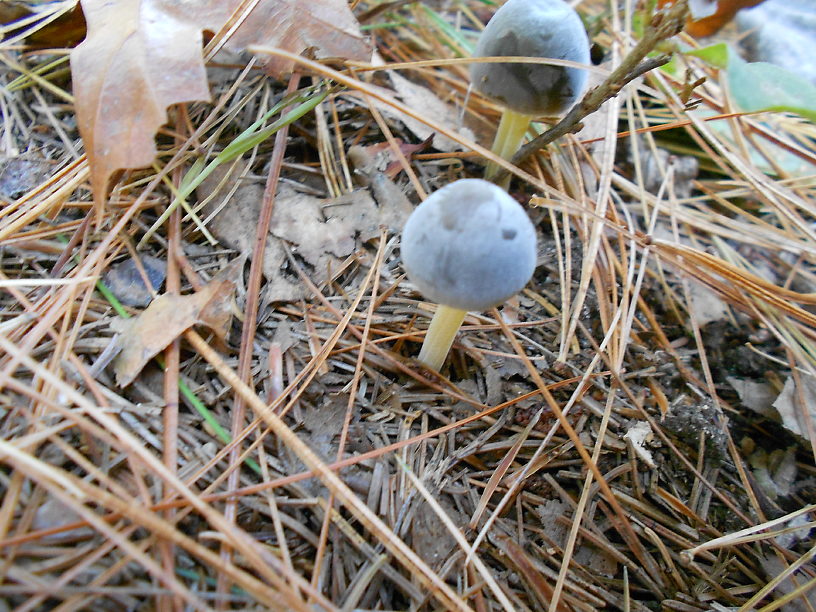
[
  {"x1": 348, "y1": 138, "x2": 431, "y2": 179},
  {"x1": 749, "y1": 446, "x2": 797, "y2": 500},
  {"x1": 220, "y1": 1, "x2": 372, "y2": 76},
  {"x1": 623, "y1": 421, "x2": 657, "y2": 469},
  {"x1": 772, "y1": 376, "x2": 816, "y2": 440},
  {"x1": 111, "y1": 260, "x2": 241, "y2": 387},
  {"x1": 24, "y1": 3, "x2": 87, "y2": 47},
  {"x1": 197, "y1": 163, "x2": 406, "y2": 301},
  {"x1": 70, "y1": 0, "x2": 372, "y2": 212},
  {"x1": 384, "y1": 72, "x2": 476, "y2": 152},
  {"x1": 728, "y1": 376, "x2": 778, "y2": 418}
]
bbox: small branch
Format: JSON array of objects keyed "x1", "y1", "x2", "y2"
[{"x1": 495, "y1": 0, "x2": 690, "y2": 180}]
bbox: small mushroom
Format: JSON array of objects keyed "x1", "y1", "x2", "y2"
[
  {"x1": 471, "y1": 0, "x2": 590, "y2": 185},
  {"x1": 401, "y1": 178, "x2": 537, "y2": 371}
]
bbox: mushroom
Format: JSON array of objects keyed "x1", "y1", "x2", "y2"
[
  {"x1": 470, "y1": 0, "x2": 591, "y2": 186},
  {"x1": 401, "y1": 178, "x2": 537, "y2": 371}
]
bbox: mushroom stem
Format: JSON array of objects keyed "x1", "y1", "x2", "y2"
[
  {"x1": 418, "y1": 304, "x2": 468, "y2": 371},
  {"x1": 485, "y1": 109, "x2": 532, "y2": 189}
]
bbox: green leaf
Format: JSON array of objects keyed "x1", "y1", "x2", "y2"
[
  {"x1": 420, "y1": 5, "x2": 475, "y2": 56},
  {"x1": 138, "y1": 84, "x2": 329, "y2": 248},
  {"x1": 727, "y1": 52, "x2": 816, "y2": 123},
  {"x1": 659, "y1": 54, "x2": 679, "y2": 76},
  {"x1": 685, "y1": 42, "x2": 728, "y2": 69}
]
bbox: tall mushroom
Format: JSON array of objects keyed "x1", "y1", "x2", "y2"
[
  {"x1": 471, "y1": 0, "x2": 591, "y2": 186},
  {"x1": 401, "y1": 178, "x2": 537, "y2": 371}
]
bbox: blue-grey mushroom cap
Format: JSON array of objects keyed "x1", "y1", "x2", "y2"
[
  {"x1": 470, "y1": 0, "x2": 590, "y2": 116},
  {"x1": 401, "y1": 179, "x2": 537, "y2": 312}
]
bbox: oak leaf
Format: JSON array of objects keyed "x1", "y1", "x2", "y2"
[
  {"x1": 110, "y1": 259, "x2": 241, "y2": 387},
  {"x1": 70, "y1": 0, "x2": 371, "y2": 215},
  {"x1": 196, "y1": 162, "x2": 410, "y2": 302}
]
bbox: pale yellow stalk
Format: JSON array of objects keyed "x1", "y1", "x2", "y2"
[{"x1": 417, "y1": 304, "x2": 468, "y2": 371}]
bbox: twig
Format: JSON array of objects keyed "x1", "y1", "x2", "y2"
[
  {"x1": 218, "y1": 72, "x2": 302, "y2": 605},
  {"x1": 495, "y1": 0, "x2": 690, "y2": 180}
]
